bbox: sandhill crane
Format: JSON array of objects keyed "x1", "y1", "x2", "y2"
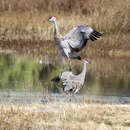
[
  {"x1": 48, "y1": 16, "x2": 102, "y2": 71},
  {"x1": 52, "y1": 59, "x2": 89, "y2": 95}
]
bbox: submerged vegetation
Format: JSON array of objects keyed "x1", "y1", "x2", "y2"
[{"x1": 0, "y1": 54, "x2": 41, "y2": 91}]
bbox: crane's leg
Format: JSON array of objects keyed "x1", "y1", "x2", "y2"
[
  {"x1": 68, "y1": 93, "x2": 72, "y2": 102},
  {"x1": 68, "y1": 58, "x2": 72, "y2": 71},
  {"x1": 61, "y1": 56, "x2": 65, "y2": 71},
  {"x1": 51, "y1": 56, "x2": 65, "y2": 82}
]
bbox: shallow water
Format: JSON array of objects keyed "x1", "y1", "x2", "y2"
[
  {"x1": 0, "y1": 91, "x2": 130, "y2": 104},
  {"x1": 0, "y1": 53, "x2": 130, "y2": 97}
]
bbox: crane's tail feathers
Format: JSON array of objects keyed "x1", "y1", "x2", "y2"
[
  {"x1": 69, "y1": 53, "x2": 81, "y2": 60},
  {"x1": 90, "y1": 30, "x2": 102, "y2": 41},
  {"x1": 93, "y1": 30, "x2": 102, "y2": 36},
  {"x1": 89, "y1": 34, "x2": 97, "y2": 41}
]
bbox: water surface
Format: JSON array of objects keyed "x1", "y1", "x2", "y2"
[{"x1": 0, "y1": 53, "x2": 130, "y2": 97}]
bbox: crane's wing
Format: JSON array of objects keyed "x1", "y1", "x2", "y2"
[
  {"x1": 62, "y1": 80, "x2": 74, "y2": 91},
  {"x1": 62, "y1": 79, "x2": 81, "y2": 94},
  {"x1": 64, "y1": 25, "x2": 102, "y2": 52},
  {"x1": 61, "y1": 70, "x2": 85, "y2": 83}
]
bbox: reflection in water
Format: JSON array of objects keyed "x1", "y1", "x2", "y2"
[
  {"x1": 0, "y1": 53, "x2": 41, "y2": 91},
  {"x1": 0, "y1": 53, "x2": 130, "y2": 96}
]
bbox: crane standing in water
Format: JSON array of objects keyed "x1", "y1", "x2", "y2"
[
  {"x1": 48, "y1": 16, "x2": 102, "y2": 71},
  {"x1": 52, "y1": 59, "x2": 89, "y2": 95}
]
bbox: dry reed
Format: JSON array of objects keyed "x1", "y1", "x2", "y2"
[
  {"x1": 0, "y1": 0, "x2": 129, "y2": 57},
  {"x1": 0, "y1": 102, "x2": 130, "y2": 129}
]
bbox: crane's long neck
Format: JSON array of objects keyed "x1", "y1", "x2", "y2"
[
  {"x1": 53, "y1": 20, "x2": 59, "y2": 36},
  {"x1": 80, "y1": 61, "x2": 87, "y2": 81},
  {"x1": 81, "y1": 61, "x2": 86, "y2": 75}
]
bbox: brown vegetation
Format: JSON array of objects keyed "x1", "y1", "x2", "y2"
[
  {"x1": 0, "y1": 103, "x2": 130, "y2": 129},
  {"x1": 0, "y1": 0, "x2": 129, "y2": 58}
]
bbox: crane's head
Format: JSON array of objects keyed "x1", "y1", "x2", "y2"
[
  {"x1": 84, "y1": 58, "x2": 89, "y2": 64},
  {"x1": 48, "y1": 16, "x2": 56, "y2": 22}
]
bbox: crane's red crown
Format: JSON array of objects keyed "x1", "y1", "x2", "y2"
[{"x1": 85, "y1": 58, "x2": 89, "y2": 62}]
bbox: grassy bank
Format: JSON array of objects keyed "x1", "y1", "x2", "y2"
[
  {"x1": 0, "y1": 0, "x2": 129, "y2": 58},
  {"x1": 0, "y1": 103, "x2": 130, "y2": 129}
]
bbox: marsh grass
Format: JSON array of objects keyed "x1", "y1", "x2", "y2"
[
  {"x1": 0, "y1": 0, "x2": 129, "y2": 57},
  {"x1": 0, "y1": 103, "x2": 130, "y2": 129}
]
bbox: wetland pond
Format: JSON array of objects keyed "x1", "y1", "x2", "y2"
[{"x1": 0, "y1": 53, "x2": 130, "y2": 104}]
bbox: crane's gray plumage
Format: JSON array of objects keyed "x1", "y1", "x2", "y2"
[
  {"x1": 48, "y1": 16, "x2": 102, "y2": 71},
  {"x1": 64, "y1": 25, "x2": 102, "y2": 52},
  {"x1": 52, "y1": 59, "x2": 89, "y2": 94}
]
